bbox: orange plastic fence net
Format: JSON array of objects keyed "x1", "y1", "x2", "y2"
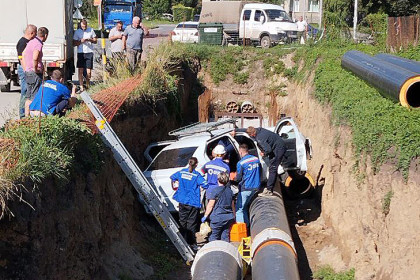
[{"x1": 69, "y1": 75, "x2": 142, "y2": 133}]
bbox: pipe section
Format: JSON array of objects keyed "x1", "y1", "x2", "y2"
[
  {"x1": 341, "y1": 50, "x2": 420, "y2": 108},
  {"x1": 284, "y1": 172, "x2": 315, "y2": 197},
  {"x1": 191, "y1": 241, "x2": 243, "y2": 280},
  {"x1": 249, "y1": 193, "x2": 300, "y2": 280},
  {"x1": 375, "y1": 53, "x2": 420, "y2": 74}
]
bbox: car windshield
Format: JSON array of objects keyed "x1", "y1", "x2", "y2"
[
  {"x1": 176, "y1": 23, "x2": 198, "y2": 29},
  {"x1": 265, "y1": 9, "x2": 292, "y2": 22},
  {"x1": 148, "y1": 147, "x2": 198, "y2": 171},
  {"x1": 105, "y1": 5, "x2": 131, "y2": 13}
]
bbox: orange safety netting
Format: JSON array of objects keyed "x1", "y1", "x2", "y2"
[{"x1": 69, "y1": 75, "x2": 142, "y2": 133}]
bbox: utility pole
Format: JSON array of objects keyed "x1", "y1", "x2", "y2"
[
  {"x1": 353, "y1": 0, "x2": 358, "y2": 41},
  {"x1": 318, "y1": 0, "x2": 323, "y2": 29}
]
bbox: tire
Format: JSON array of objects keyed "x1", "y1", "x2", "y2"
[
  {"x1": 0, "y1": 83, "x2": 11, "y2": 92},
  {"x1": 260, "y1": 35, "x2": 271, "y2": 49}
]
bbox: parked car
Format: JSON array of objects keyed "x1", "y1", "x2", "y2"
[
  {"x1": 170, "y1": 21, "x2": 199, "y2": 43},
  {"x1": 142, "y1": 117, "x2": 312, "y2": 212},
  {"x1": 161, "y1": 13, "x2": 173, "y2": 21}
]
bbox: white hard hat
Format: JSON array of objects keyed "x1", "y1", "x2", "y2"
[{"x1": 213, "y1": 144, "x2": 226, "y2": 155}]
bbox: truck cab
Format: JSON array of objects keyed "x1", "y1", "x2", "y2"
[
  {"x1": 103, "y1": 0, "x2": 142, "y2": 30},
  {"x1": 239, "y1": 3, "x2": 298, "y2": 47}
]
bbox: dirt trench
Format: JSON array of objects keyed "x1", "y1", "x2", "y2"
[
  {"x1": 0, "y1": 66, "x2": 199, "y2": 280},
  {"x1": 277, "y1": 77, "x2": 420, "y2": 280}
]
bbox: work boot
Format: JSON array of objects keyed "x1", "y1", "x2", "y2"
[{"x1": 259, "y1": 188, "x2": 273, "y2": 197}]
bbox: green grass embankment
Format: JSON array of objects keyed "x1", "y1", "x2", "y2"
[{"x1": 292, "y1": 42, "x2": 420, "y2": 179}]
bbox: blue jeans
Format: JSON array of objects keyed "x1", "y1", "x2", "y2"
[
  {"x1": 236, "y1": 189, "x2": 257, "y2": 225},
  {"x1": 209, "y1": 219, "x2": 234, "y2": 242},
  {"x1": 17, "y1": 64, "x2": 26, "y2": 118}
]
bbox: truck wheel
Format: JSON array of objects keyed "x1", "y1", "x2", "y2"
[
  {"x1": 260, "y1": 36, "x2": 271, "y2": 49},
  {"x1": 0, "y1": 83, "x2": 11, "y2": 92}
]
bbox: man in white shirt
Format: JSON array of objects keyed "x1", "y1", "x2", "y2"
[
  {"x1": 109, "y1": 21, "x2": 124, "y2": 58},
  {"x1": 73, "y1": 19, "x2": 97, "y2": 90},
  {"x1": 296, "y1": 16, "x2": 307, "y2": 44}
]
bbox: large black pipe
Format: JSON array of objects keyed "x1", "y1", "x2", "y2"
[
  {"x1": 341, "y1": 50, "x2": 420, "y2": 108},
  {"x1": 375, "y1": 53, "x2": 420, "y2": 74},
  {"x1": 191, "y1": 241, "x2": 242, "y2": 280},
  {"x1": 249, "y1": 193, "x2": 300, "y2": 280}
]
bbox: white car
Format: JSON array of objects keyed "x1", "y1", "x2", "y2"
[
  {"x1": 142, "y1": 117, "x2": 312, "y2": 212},
  {"x1": 170, "y1": 21, "x2": 199, "y2": 43}
]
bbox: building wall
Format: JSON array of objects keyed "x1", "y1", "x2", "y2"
[{"x1": 284, "y1": 0, "x2": 320, "y2": 24}]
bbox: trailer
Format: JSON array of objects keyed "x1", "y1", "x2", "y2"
[{"x1": 0, "y1": 0, "x2": 75, "y2": 92}]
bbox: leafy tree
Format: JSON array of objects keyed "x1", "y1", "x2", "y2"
[{"x1": 143, "y1": 0, "x2": 172, "y2": 18}]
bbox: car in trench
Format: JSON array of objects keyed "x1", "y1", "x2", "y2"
[{"x1": 142, "y1": 117, "x2": 312, "y2": 212}]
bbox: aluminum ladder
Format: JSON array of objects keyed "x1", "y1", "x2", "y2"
[{"x1": 80, "y1": 91, "x2": 195, "y2": 263}]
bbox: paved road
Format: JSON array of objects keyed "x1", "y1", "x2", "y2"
[{"x1": 0, "y1": 24, "x2": 175, "y2": 127}]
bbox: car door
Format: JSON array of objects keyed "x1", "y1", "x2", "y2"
[
  {"x1": 274, "y1": 117, "x2": 311, "y2": 172},
  {"x1": 251, "y1": 10, "x2": 265, "y2": 39},
  {"x1": 239, "y1": 9, "x2": 252, "y2": 39}
]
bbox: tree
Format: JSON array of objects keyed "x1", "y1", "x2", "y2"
[{"x1": 143, "y1": 0, "x2": 172, "y2": 18}]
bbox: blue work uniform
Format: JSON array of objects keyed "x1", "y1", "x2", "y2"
[
  {"x1": 29, "y1": 80, "x2": 71, "y2": 115},
  {"x1": 171, "y1": 168, "x2": 208, "y2": 208},
  {"x1": 171, "y1": 168, "x2": 208, "y2": 245},
  {"x1": 202, "y1": 158, "x2": 230, "y2": 187},
  {"x1": 206, "y1": 184, "x2": 235, "y2": 242},
  {"x1": 235, "y1": 154, "x2": 261, "y2": 225}
]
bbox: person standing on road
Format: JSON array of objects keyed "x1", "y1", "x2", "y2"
[
  {"x1": 235, "y1": 144, "x2": 261, "y2": 226},
  {"x1": 246, "y1": 126, "x2": 286, "y2": 196},
  {"x1": 202, "y1": 145, "x2": 230, "y2": 188},
  {"x1": 202, "y1": 172, "x2": 235, "y2": 242},
  {"x1": 170, "y1": 157, "x2": 208, "y2": 251},
  {"x1": 109, "y1": 21, "x2": 124, "y2": 58},
  {"x1": 16, "y1": 24, "x2": 37, "y2": 119},
  {"x1": 296, "y1": 16, "x2": 307, "y2": 44},
  {"x1": 73, "y1": 19, "x2": 97, "y2": 90},
  {"x1": 122, "y1": 16, "x2": 149, "y2": 72},
  {"x1": 29, "y1": 70, "x2": 77, "y2": 117},
  {"x1": 23, "y1": 27, "x2": 48, "y2": 117}
]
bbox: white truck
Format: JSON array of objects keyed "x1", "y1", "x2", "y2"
[
  {"x1": 0, "y1": 0, "x2": 75, "y2": 92},
  {"x1": 199, "y1": 1, "x2": 298, "y2": 48}
]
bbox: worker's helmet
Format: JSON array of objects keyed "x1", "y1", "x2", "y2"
[{"x1": 213, "y1": 145, "x2": 226, "y2": 155}]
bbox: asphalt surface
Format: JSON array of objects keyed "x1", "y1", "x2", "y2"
[{"x1": 0, "y1": 24, "x2": 176, "y2": 127}]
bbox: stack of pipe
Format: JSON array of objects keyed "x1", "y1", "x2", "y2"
[
  {"x1": 341, "y1": 51, "x2": 420, "y2": 108},
  {"x1": 191, "y1": 241, "x2": 243, "y2": 280},
  {"x1": 249, "y1": 192, "x2": 300, "y2": 280}
]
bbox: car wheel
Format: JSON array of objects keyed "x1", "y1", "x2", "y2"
[
  {"x1": 260, "y1": 35, "x2": 271, "y2": 49},
  {"x1": 0, "y1": 83, "x2": 11, "y2": 92}
]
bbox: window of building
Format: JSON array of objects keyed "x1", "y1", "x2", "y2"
[
  {"x1": 292, "y1": 0, "x2": 300, "y2": 12},
  {"x1": 308, "y1": 0, "x2": 319, "y2": 12}
]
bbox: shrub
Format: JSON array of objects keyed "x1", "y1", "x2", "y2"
[
  {"x1": 313, "y1": 265, "x2": 355, "y2": 280},
  {"x1": 362, "y1": 13, "x2": 387, "y2": 47},
  {"x1": 233, "y1": 71, "x2": 249, "y2": 84},
  {"x1": 172, "y1": 4, "x2": 194, "y2": 22},
  {"x1": 382, "y1": 190, "x2": 394, "y2": 215}
]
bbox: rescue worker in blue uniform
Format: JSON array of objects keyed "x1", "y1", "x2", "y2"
[
  {"x1": 246, "y1": 126, "x2": 286, "y2": 196},
  {"x1": 201, "y1": 172, "x2": 235, "y2": 242},
  {"x1": 202, "y1": 144, "x2": 230, "y2": 187},
  {"x1": 170, "y1": 157, "x2": 208, "y2": 251},
  {"x1": 235, "y1": 144, "x2": 261, "y2": 226}
]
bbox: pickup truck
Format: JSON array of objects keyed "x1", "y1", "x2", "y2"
[
  {"x1": 103, "y1": 0, "x2": 142, "y2": 30},
  {"x1": 0, "y1": 0, "x2": 75, "y2": 92},
  {"x1": 199, "y1": 1, "x2": 298, "y2": 48}
]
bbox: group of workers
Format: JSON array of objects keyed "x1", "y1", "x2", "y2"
[
  {"x1": 16, "y1": 16, "x2": 148, "y2": 119},
  {"x1": 170, "y1": 126, "x2": 286, "y2": 251}
]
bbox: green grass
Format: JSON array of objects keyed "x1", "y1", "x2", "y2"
[
  {"x1": 314, "y1": 266, "x2": 355, "y2": 280},
  {"x1": 382, "y1": 190, "x2": 394, "y2": 215}
]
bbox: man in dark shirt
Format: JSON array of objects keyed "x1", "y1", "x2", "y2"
[
  {"x1": 16, "y1": 24, "x2": 37, "y2": 118},
  {"x1": 246, "y1": 126, "x2": 286, "y2": 196}
]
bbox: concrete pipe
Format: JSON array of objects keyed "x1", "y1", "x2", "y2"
[
  {"x1": 375, "y1": 53, "x2": 420, "y2": 74},
  {"x1": 249, "y1": 193, "x2": 300, "y2": 280},
  {"x1": 341, "y1": 50, "x2": 420, "y2": 108},
  {"x1": 226, "y1": 101, "x2": 239, "y2": 113},
  {"x1": 241, "y1": 101, "x2": 254, "y2": 113},
  {"x1": 191, "y1": 241, "x2": 243, "y2": 280}
]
